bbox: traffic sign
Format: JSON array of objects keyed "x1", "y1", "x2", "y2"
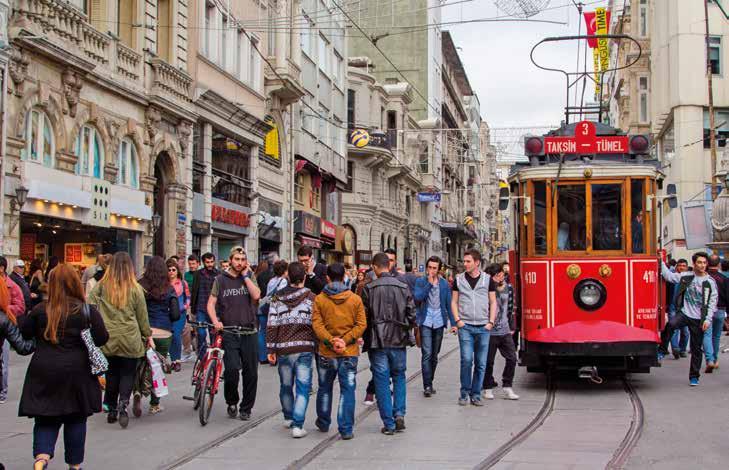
[{"x1": 418, "y1": 192, "x2": 441, "y2": 203}]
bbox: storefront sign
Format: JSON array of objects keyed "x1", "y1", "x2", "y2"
[
  {"x1": 191, "y1": 220, "x2": 211, "y2": 235},
  {"x1": 264, "y1": 120, "x2": 280, "y2": 161},
  {"x1": 294, "y1": 210, "x2": 321, "y2": 237},
  {"x1": 356, "y1": 250, "x2": 373, "y2": 266},
  {"x1": 65, "y1": 244, "x2": 83, "y2": 263},
  {"x1": 20, "y1": 234, "x2": 36, "y2": 261},
  {"x1": 321, "y1": 220, "x2": 337, "y2": 239},
  {"x1": 212, "y1": 205, "x2": 250, "y2": 228},
  {"x1": 336, "y1": 226, "x2": 355, "y2": 255},
  {"x1": 418, "y1": 192, "x2": 441, "y2": 203},
  {"x1": 298, "y1": 235, "x2": 322, "y2": 248}
]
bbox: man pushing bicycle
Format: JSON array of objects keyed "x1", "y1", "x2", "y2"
[{"x1": 207, "y1": 246, "x2": 261, "y2": 420}]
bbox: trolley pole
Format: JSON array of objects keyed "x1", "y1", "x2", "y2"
[{"x1": 705, "y1": 0, "x2": 719, "y2": 200}]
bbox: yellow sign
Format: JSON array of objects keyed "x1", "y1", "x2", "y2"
[
  {"x1": 264, "y1": 121, "x2": 280, "y2": 161},
  {"x1": 593, "y1": 48, "x2": 601, "y2": 99},
  {"x1": 596, "y1": 7, "x2": 609, "y2": 72},
  {"x1": 464, "y1": 215, "x2": 474, "y2": 227},
  {"x1": 350, "y1": 129, "x2": 370, "y2": 148}
]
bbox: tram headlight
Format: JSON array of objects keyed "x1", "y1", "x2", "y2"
[{"x1": 573, "y1": 279, "x2": 607, "y2": 311}]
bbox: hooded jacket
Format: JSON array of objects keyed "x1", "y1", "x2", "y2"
[
  {"x1": 312, "y1": 283, "x2": 367, "y2": 357},
  {"x1": 266, "y1": 285, "x2": 317, "y2": 355}
]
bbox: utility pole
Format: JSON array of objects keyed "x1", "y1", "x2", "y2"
[{"x1": 705, "y1": 0, "x2": 719, "y2": 200}]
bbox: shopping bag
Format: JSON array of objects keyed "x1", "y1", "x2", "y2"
[{"x1": 146, "y1": 348, "x2": 169, "y2": 398}]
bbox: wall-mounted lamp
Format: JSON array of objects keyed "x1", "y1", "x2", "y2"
[{"x1": 8, "y1": 185, "x2": 29, "y2": 233}]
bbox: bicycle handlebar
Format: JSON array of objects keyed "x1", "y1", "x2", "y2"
[{"x1": 187, "y1": 320, "x2": 255, "y2": 332}]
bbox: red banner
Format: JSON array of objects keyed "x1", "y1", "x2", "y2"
[
  {"x1": 584, "y1": 10, "x2": 611, "y2": 49},
  {"x1": 321, "y1": 220, "x2": 336, "y2": 239}
]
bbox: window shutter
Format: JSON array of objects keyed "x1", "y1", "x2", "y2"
[{"x1": 89, "y1": 0, "x2": 104, "y2": 29}]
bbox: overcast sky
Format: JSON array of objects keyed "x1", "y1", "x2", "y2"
[{"x1": 442, "y1": 0, "x2": 610, "y2": 129}]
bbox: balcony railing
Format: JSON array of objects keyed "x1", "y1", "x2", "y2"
[
  {"x1": 150, "y1": 57, "x2": 193, "y2": 105},
  {"x1": 116, "y1": 43, "x2": 142, "y2": 82}
]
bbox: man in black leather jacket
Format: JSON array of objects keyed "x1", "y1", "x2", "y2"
[{"x1": 361, "y1": 252, "x2": 416, "y2": 435}]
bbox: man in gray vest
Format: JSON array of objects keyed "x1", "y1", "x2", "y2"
[{"x1": 450, "y1": 249, "x2": 497, "y2": 406}]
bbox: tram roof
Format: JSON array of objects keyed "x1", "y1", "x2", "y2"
[{"x1": 508, "y1": 160, "x2": 662, "y2": 182}]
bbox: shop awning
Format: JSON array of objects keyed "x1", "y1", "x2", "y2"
[
  {"x1": 28, "y1": 180, "x2": 92, "y2": 208},
  {"x1": 297, "y1": 234, "x2": 322, "y2": 248},
  {"x1": 110, "y1": 198, "x2": 153, "y2": 220}
]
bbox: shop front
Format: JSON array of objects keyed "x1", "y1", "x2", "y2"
[
  {"x1": 320, "y1": 219, "x2": 338, "y2": 263},
  {"x1": 211, "y1": 198, "x2": 251, "y2": 262},
  {"x1": 293, "y1": 210, "x2": 322, "y2": 260}
]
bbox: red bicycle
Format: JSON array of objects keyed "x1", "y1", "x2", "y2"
[{"x1": 184, "y1": 321, "x2": 253, "y2": 425}]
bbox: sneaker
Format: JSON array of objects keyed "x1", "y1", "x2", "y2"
[
  {"x1": 283, "y1": 419, "x2": 293, "y2": 429},
  {"x1": 470, "y1": 398, "x2": 484, "y2": 407},
  {"x1": 458, "y1": 397, "x2": 469, "y2": 406},
  {"x1": 227, "y1": 405, "x2": 238, "y2": 419},
  {"x1": 107, "y1": 411, "x2": 118, "y2": 424},
  {"x1": 657, "y1": 351, "x2": 666, "y2": 361},
  {"x1": 239, "y1": 411, "x2": 251, "y2": 421},
  {"x1": 0, "y1": 397, "x2": 6, "y2": 405},
  {"x1": 689, "y1": 377, "x2": 699, "y2": 386},
  {"x1": 482, "y1": 389, "x2": 495, "y2": 400},
  {"x1": 395, "y1": 416, "x2": 406, "y2": 432},
  {"x1": 430, "y1": 388, "x2": 437, "y2": 395},
  {"x1": 340, "y1": 433, "x2": 354, "y2": 440},
  {"x1": 118, "y1": 407, "x2": 129, "y2": 429},
  {"x1": 705, "y1": 362, "x2": 715, "y2": 374},
  {"x1": 132, "y1": 393, "x2": 142, "y2": 418},
  {"x1": 503, "y1": 388, "x2": 520, "y2": 400},
  {"x1": 380, "y1": 427, "x2": 395, "y2": 436},
  {"x1": 149, "y1": 404, "x2": 164, "y2": 415},
  {"x1": 680, "y1": 352, "x2": 688, "y2": 358},
  {"x1": 363, "y1": 393, "x2": 376, "y2": 406},
  {"x1": 292, "y1": 427, "x2": 308, "y2": 438},
  {"x1": 181, "y1": 351, "x2": 196, "y2": 363},
  {"x1": 173, "y1": 362, "x2": 182, "y2": 373},
  {"x1": 672, "y1": 350, "x2": 681, "y2": 360},
  {"x1": 423, "y1": 388, "x2": 432, "y2": 398}
]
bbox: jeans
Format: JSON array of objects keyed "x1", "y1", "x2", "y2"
[
  {"x1": 150, "y1": 337, "x2": 171, "y2": 406},
  {"x1": 277, "y1": 352, "x2": 313, "y2": 429},
  {"x1": 33, "y1": 415, "x2": 87, "y2": 465},
  {"x1": 458, "y1": 324, "x2": 491, "y2": 400},
  {"x1": 660, "y1": 312, "x2": 705, "y2": 379},
  {"x1": 703, "y1": 309, "x2": 726, "y2": 364},
  {"x1": 222, "y1": 332, "x2": 258, "y2": 414},
  {"x1": 196, "y1": 309, "x2": 210, "y2": 359},
  {"x1": 316, "y1": 355, "x2": 358, "y2": 435},
  {"x1": 170, "y1": 313, "x2": 187, "y2": 362},
  {"x1": 420, "y1": 326, "x2": 444, "y2": 390},
  {"x1": 483, "y1": 334, "x2": 517, "y2": 389},
  {"x1": 256, "y1": 314, "x2": 268, "y2": 363},
  {"x1": 668, "y1": 308, "x2": 689, "y2": 353},
  {"x1": 104, "y1": 356, "x2": 138, "y2": 411},
  {"x1": 368, "y1": 348, "x2": 407, "y2": 430},
  {"x1": 0, "y1": 340, "x2": 8, "y2": 400}
]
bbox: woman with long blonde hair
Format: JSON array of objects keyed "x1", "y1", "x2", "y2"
[
  {"x1": 87, "y1": 252, "x2": 151, "y2": 428},
  {"x1": 19, "y1": 263, "x2": 108, "y2": 470}
]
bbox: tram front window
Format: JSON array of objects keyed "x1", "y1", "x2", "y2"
[
  {"x1": 557, "y1": 185, "x2": 587, "y2": 251},
  {"x1": 592, "y1": 184, "x2": 623, "y2": 251}
]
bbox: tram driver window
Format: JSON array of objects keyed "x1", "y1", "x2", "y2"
[
  {"x1": 631, "y1": 179, "x2": 646, "y2": 253},
  {"x1": 557, "y1": 185, "x2": 587, "y2": 251},
  {"x1": 534, "y1": 181, "x2": 547, "y2": 255},
  {"x1": 592, "y1": 184, "x2": 623, "y2": 251}
]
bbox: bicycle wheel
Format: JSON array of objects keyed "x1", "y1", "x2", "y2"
[
  {"x1": 192, "y1": 357, "x2": 203, "y2": 411},
  {"x1": 199, "y1": 359, "x2": 218, "y2": 426}
]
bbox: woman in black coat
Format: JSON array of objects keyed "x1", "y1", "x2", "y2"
[{"x1": 20, "y1": 264, "x2": 108, "y2": 470}]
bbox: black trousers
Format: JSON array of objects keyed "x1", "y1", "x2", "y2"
[
  {"x1": 483, "y1": 334, "x2": 517, "y2": 389},
  {"x1": 222, "y1": 332, "x2": 258, "y2": 413},
  {"x1": 104, "y1": 356, "x2": 139, "y2": 410},
  {"x1": 659, "y1": 312, "x2": 705, "y2": 380}
]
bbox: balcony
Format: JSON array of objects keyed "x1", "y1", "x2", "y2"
[
  {"x1": 265, "y1": 59, "x2": 306, "y2": 107},
  {"x1": 149, "y1": 57, "x2": 195, "y2": 117}
]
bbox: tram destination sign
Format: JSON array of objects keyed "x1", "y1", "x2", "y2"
[{"x1": 544, "y1": 135, "x2": 629, "y2": 154}]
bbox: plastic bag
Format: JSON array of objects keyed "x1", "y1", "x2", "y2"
[{"x1": 146, "y1": 348, "x2": 169, "y2": 398}]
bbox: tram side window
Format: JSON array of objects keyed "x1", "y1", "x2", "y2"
[
  {"x1": 557, "y1": 185, "x2": 587, "y2": 251},
  {"x1": 534, "y1": 181, "x2": 547, "y2": 255},
  {"x1": 631, "y1": 179, "x2": 646, "y2": 253},
  {"x1": 592, "y1": 184, "x2": 623, "y2": 251}
]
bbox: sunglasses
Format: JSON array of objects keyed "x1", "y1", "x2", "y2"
[{"x1": 168, "y1": 268, "x2": 177, "y2": 272}]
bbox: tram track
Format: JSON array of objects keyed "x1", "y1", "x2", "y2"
[
  {"x1": 160, "y1": 342, "x2": 461, "y2": 470},
  {"x1": 474, "y1": 376, "x2": 645, "y2": 470}
]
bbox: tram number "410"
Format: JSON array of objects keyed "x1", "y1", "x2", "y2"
[
  {"x1": 642, "y1": 270, "x2": 657, "y2": 284},
  {"x1": 524, "y1": 272, "x2": 538, "y2": 284}
]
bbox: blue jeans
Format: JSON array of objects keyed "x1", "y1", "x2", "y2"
[
  {"x1": 196, "y1": 309, "x2": 210, "y2": 359},
  {"x1": 368, "y1": 348, "x2": 407, "y2": 430},
  {"x1": 170, "y1": 312, "x2": 186, "y2": 362},
  {"x1": 420, "y1": 326, "x2": 444, "y2": 390},
  {"x1": 33, "y1": 415, "x2": 87, "y2": 465},
  {"x1": 277, "y1": 352, "x2": 313, "y2": 429},
  {"x1": 257, "y1": 314, "x2": 268, "y2": 363},
  {"x1": 458, "y1": 324, "x2": 491, "y2": 400},
  {"x1": 703, "y1": 309, "x2": 726, "y2": 363},
  {"x1": 668, "y1": 308, "x2": 689, "y2": 353},
  {"x1": 0, "y1": 340, "x2": 9, "y2": 400},
  {"x1": 316, "y1": 355, "x2": 358, "y2": 435}
]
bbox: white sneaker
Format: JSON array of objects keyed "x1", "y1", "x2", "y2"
[
  {"x1": 292, "y1": 427, "x2": 308, "y2": 438},
  {"x1": 283, "y1": 419, "x2": 293, "y2": 429},
  {"x1": 482, "y1": 389, "x2": 495, "y2": 400},
  {"x1": 503, "y1": 387, "x2": 520, "y2": 400}
]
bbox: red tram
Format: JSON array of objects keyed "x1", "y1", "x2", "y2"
[{"x1": 504, "y1": 120, "x2": 664, "y2": 375}]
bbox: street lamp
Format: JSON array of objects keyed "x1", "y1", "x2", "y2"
[
  {"x1": 15, "y1": 186, "x2": 29, "y2": 207},
  {"x1": 8, "y1": 185, "x2": 29, "y2": 232},
  {"x1": 152, "y1": 213, "x2": 162, "y2": 232}
]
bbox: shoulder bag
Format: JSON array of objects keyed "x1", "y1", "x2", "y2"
[{"x1": 81, "y1": 304, "x2": 109, "y2": 376}]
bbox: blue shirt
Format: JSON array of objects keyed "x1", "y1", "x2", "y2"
[{"x1": 422, "y1": 284, "x2": 443, "y2": 328}]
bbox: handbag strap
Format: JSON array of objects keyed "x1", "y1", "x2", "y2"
[{"x1": 81, "y1": 303, "x2": 91, "y2": 328}]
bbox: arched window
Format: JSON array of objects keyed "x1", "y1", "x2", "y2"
[
  {"x1": 22, "y1": 109, "x2": 55, "y2": 167},
  {"x1": 117, "y1": 138, "x2": 139, "y2": 188},
  {"x1": 75, "y1": 125, "x2": 104, "y2": 178},
  {"x1": 387, "y1": 235, "x2": 392, "y2": 249},
  {"x1": 380, "y1": 233, "x2": 385, "y2": 252}
]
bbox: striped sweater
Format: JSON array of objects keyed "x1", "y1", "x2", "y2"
[{"x1": 266, "y1": 286, "x2": 317, "y2": 355}]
